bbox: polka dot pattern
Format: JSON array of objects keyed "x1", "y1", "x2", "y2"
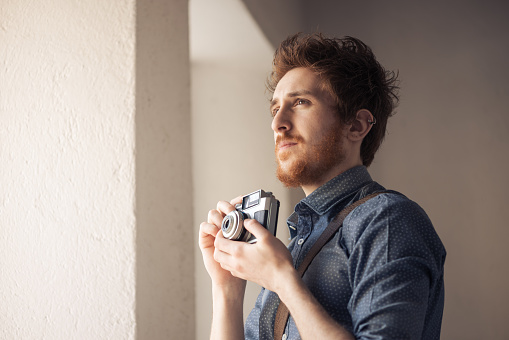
[{"x1": 244, "y1": 166, "x2": 446, "y2": 340}]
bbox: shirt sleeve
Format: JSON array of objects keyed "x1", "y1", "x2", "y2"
[{"x1": 343, "y1": 193, "x2": 445, "y2": 340}]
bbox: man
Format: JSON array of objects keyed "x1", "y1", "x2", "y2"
[{"x1": 199, "y1": 33, "x2": 446, "y2": 339}]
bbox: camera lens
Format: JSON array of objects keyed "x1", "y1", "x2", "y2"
[
  {"x1": 221, "y1": 211, "x2": 249, "y2": 241},
  {"x1": 222, "y1": 217, "x2": 232, "y2": 233}
]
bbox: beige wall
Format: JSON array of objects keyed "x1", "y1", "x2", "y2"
[
  {"x1": 0, "y1": 0, "x2": 194, "y2": 339},
  {"x1": 241, "y1": 0, "x2": 304, "y2": 48},
  {"x1": 136, "y1": 0, "x2": 194, "y2": 339}
]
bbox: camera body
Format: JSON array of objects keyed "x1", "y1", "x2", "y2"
[{"x1": 221, "y1": 189, "x2": 280, "y2": 243}]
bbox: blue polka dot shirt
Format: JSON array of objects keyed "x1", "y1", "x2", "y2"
[{"x1": 244, "y1": 166, "x2": 446, "y2": 339}]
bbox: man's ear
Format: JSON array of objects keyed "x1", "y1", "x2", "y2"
[{"x1": 348, "y1": 109, "x2": 375, "y2": 142}]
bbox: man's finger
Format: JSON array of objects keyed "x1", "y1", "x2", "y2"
[
  {"x1": 215, "y1": 229, "x2": 247, "y2": 256},
  {"x1": 243, "y1": 219, "x2": 271, "y2": 241},
  {"x1": 199, "y1": 222, "x2": 219, "y2": 238},
  {"x1": 207, "y1": 209, "x2": 225, "y2": 226},
  {"x1": 230, "y1": 195, "x2": 243, "y2": 205},
  {"x1": 213, "y1": 232, "x2": 239, "y2": 269},
  {"x1": 217, "y1": 200, "x2": 236, "y2": 215}
]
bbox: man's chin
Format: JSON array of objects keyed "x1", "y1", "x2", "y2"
[
  {"x1": 276, "y1": 151, "x2": 292, "y2": 163},
  {"x1": 276, "y1": 171, "x2": 301, "y2": 188},
  {"x1": 276, "y1": 157, "x2": 298, "y2": 174},
  {"x1": 276, "y1": 159, "x2": 308, "y2": 188}
]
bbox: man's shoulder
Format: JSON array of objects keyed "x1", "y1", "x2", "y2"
[
  {"x1": 350, "y1": 190, "x2": 428, "y2": 223},
  {"x1": 341, "y1": 190, "x2": 444, "y2": 254}
]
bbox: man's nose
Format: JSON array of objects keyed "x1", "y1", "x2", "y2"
[{"x1": 271, "y1": 106, "x2": 292, "y2": 133}]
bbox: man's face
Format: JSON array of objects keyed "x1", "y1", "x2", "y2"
[{"x1": 270, "y1": 67, "x2": 346, "y2": 188}]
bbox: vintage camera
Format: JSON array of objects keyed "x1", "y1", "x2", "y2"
[{"x1": 221, "y1": 190, "x2": 280, "y2": 243}]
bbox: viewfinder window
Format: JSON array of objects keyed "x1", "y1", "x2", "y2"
[{"x1": 243, "y1": 191, "x2": 261, "y2": 209}]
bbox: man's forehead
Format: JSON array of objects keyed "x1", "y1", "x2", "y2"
[{"x1": 272, "y1": 68, "x2": 324, "y2": 99}]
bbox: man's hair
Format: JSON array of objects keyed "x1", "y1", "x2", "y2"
[{"x1": 268, "y1": 33, "x2": 399, "y2": 167}]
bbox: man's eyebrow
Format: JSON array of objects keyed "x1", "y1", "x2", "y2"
[
  {"x1": 287, "y1": 90, "x2": 314, "y2": 97},
  {"x1": 270, "y1": 90, "x2": 314, "y2": 108}
]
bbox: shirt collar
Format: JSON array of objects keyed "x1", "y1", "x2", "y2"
[{"x1": 299, "y1": 166, "x2": 373, "y2": 215}]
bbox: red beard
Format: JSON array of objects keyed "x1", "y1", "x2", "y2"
[{"x1": 275, "y1": 122, "x2": 344, "y2": 188}]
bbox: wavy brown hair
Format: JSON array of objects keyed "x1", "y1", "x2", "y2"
[{"x1": 268, "y1": 33, "x2": 399, "y2": 167}]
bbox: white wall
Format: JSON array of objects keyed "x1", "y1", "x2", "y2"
[
  {"x1": 0, "y1": 0, "x2": 194, "y2": 339},
  {"x1": 190, "y1": 0, "x2": 298, "y2": 338},
  {"x1": 0, "y1": 0, "x2": 136, "y2": 338}
]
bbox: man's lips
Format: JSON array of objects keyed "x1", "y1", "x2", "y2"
[
  {"x1": 276, "y1": 135, "x2": 303, "y2": 152},
  {"x1": 278, "y1": 141, "x2": 297, "y2": 150}
]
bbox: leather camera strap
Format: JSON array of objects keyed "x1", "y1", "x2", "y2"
[{"x1": 273, "y1": 191, "x2": 389, "y2": 340}]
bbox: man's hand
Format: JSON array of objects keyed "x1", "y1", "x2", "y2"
[
  {"x1": 213, "y1": 218, "x2": 295, "y2": 294},
  {"x1": 199, "y1": 198, "x2": 247, "y2": 340},
  {"x1": 199, "y1": 199, "x2": 246, "y2": 292}
]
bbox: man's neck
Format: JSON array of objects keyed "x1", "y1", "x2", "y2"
[{"x1": 301, "y1": 161, "x2": 363, "y2": 196}]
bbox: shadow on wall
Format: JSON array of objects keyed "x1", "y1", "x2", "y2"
[{"x1": 136, "y1": 0, "x2": 194, "y2": 339}]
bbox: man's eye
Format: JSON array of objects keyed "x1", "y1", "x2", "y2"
[
  {"x1": 271, "y1": 108, "x2": 279, "y2": 117},
  {"x1": 297, "y1": 99, "x2": 307, "y2": 105}
]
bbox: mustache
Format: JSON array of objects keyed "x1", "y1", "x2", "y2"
[{"x1": 275, "y1": 133, "x2": 304, "y2": 146}]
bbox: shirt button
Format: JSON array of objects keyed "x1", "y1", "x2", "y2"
[
  {"x1": 282, "y1": 334, "x2": 287, "y2": 340},
  {"x1": 297, "y1": 238, "x2": 304, "y2": 245}
]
